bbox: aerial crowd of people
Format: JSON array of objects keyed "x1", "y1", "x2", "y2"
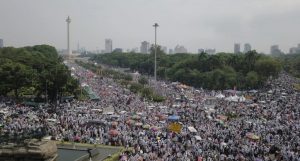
[{"x1": 0, "y1": 62, "x2": 300, "y2": 161}]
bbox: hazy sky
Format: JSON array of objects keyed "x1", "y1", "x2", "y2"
[{"x1": 0, "y1": 0, "x2": 300, "y2": 53}]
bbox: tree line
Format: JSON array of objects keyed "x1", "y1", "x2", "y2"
[
  {"x1": 91, "y1": 46, "x2": 282, "y2": 90},
  {"x1": 0, "y1": 45, "x2": 80, "y2": 102}
]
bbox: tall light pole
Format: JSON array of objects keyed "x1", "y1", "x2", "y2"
[
  {"x1": 153, "y1": 23, "x2": 159, "y2": 81},
  {"x1": 66, "y1": 16, "x2": 71, "y2": 59}
]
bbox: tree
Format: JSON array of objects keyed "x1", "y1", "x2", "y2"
[
  {"x1": 245, "y1": 71, "x2": 259, "y2": 89},
  {"x1": 255, "y1": 58, "x2": 281, "y2": 79},
  {"x1": 129, "y1": 83, "x2": 143, "y2": 93},
  {"x1": 0, "y1": 61, "x2": 31, "y2": 98},
  {"x1": 0, "y1": 45, "x2": 80, "y2": 102},
  {"x1": 138, "y1": 76, "x2": 148, "y2": 86}
]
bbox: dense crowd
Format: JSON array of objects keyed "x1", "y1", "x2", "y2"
[{"x1": 0, "y1": 62, "x2": 300, "y2": 161}]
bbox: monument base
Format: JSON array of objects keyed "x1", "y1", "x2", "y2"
[{"x1": 0, "y1": 139, "x2": 58, "y2": 161}]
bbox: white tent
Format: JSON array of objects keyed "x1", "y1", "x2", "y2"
[
  {"x1": 225, "y1": 96, "x2": 233, "y2": 101},
  {"x1": 188, "y1": 126, "x2": 198, "y2": 133},
  {"x1": 225, "y1": 95, "x2": 239, "y2": 102},
  {"x1": 232, "y1": 95, "x2": 239, "y2": 102},
  {"x1": 195, "y1": 136, "x2": 202, "y2": 141},
  {"x1": 215, "y1": 93, "x2": 225, "y2": 99},
  {"x1": 239, "y1": 96, "x2": 246, "y2": 102}
]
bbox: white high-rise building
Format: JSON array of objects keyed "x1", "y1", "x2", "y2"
[
  {"x1": 105, "y1": 39, "x2": 113, "y2": 53},
  {"x1": 140, "y1": 41, "x2": 150, "y2": 54},
  {"x1": 244, "y1": 43, "x2": 252, "y2": 53}
]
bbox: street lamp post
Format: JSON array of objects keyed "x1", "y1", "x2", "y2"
[{"x1": 153, "y1": 23, "x2": 159, "y2": 82}]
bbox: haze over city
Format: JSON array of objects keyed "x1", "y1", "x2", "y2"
[{"x1": 1, "y1": 0, "x2": 300, "y2": 53}]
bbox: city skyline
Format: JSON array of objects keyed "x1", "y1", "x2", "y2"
[{"x1": 1, "y1": 0, "x2": 300, "y2": 53}]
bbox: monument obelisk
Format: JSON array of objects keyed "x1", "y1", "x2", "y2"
[{"x1": 66, "y1": 16, "x2": 71, "y2": 59}]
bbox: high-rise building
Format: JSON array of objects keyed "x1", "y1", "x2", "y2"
[
  {"x1": 198, "y1": 48, "x2": 204, "y2": 54},
  {"x1": 105, "y1": 39, "x2": 113, "y2": 53},
  {"x1": 140, "y1": 41, "x2": 150, "y2": 54},
  {"x1": 174, "y1": 45, "x2": 187, "y2": 53},
  {"x1": 205, "y1": 49, "x2": 216, "y2": 55},
  {"x1": 162, "y1": 46, "x2": 167, "y2": 53},
  {"x1": 290, "y1": 47, "x2": 297, "y2": 54},
  {"x1": 270, "y1": 45, "x2": 283, "y2": 55},
  {"x1": 244, "y1": 43, "x2": 251, "y2": 53},
  {"x1": 234, "y1": 43, "x2": 241, "y2": 54},
  {"x1": 289, "y1": 44, "x2": 300, "y2": 54},
  {"x1": 0, "y1": 39, "x2": 3, "y2": 48},
  {"x1": 169, "y1": 49, "x2": 173, "y2": 54}
]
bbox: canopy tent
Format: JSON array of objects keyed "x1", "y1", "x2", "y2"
[
  {"x1": 119, "y1": 110, "x2": 127, "y2": 114},
  {"x1": 142, "y1": 124, "x2": 151, "y2": 129},
  {"x1": 188, "y1": 126, "x2": 197, "y2": 133},
  {"x1": 239, "y1": 96, "x2": 246, "y2": 102},
  {"x1": 135, "y1": 122, "x2": 143, "y2": 126},
  {"x1": 168, "y1": 115, "x2": 180, "y2": 121},
  {"x1": 83, "y1": 86, "x2": 100, "y2": 101},
  {"x1": 246, "y1": 133, "x2": 260, "y2": 140},
  {"x1": 225, "y1": 95, "x2": 242, "y2": 102},
  {"x1": 215, "y1": 93, "x2": 225, "y2": 99},
  {"x1": 91, "y1": 109, "x2": 103, "y2": 112},
  {"x1": 103, "y1": 107, "x2": 114, "y2": 115},
  {"x1": 46, "y1": 119, "x2": 57, "y2": 123},
  {"x1": 249, "y1": 89, "x2": 258, "y2": 93},
  {"x1": 195, "y1": 135, "x2": 202, "y2": 141}
]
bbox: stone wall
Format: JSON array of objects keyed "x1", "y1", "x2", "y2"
[{"x1": 0, "y1": 139, "x2": 57, "y2": 161}]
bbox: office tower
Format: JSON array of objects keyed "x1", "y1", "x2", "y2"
[
  {"x1": 105, "y1": 39, "x2": 113, "y2": 53},
  {"x1": 244, "y1": 43, "x2": 251, "y2": 53},
  {"x1": 234, "y1": 43, "x2": 241, "y2": 54},
  {"x1": 198, "y1": 48, "x2": 204, "y2": 54},
  {"x1": 289, "y1": 44, "x2": 300, "y2": 54},
  {"x1": 270, "y1": 45, "x2": 283, "y2": 55},
  {"x1": 290, "y1": 47, "x2": 297, "y2": 54},
  {"x1": 162, "y1": 46, "x2": 167, "y2": 53},
  {"x1": 174, "y1": 45, "x2": 188, "y2": 53},
  {"x1": 140, "y1": 41, "x2": 150, "y2": 54}
]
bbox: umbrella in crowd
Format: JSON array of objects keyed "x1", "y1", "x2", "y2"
[
  {"x1": 168, "y1": 115, "x2": 180, "y2": 121},
  {"x1": 108, "y1": 129, "x2": 119, "y2": 136},
  {"x1": 142, "y1": 124, "x2": 150, "y2": 129},
  {"x1": 126, "y1": 119, "x2": 135, "y2": 125},
  {"x1": 135, "y1": 122, "x2": 143, "y2": 126},
  {"x1": 246, "y1": 133, "x2": 260, "y2": 140},
  {"x1": 150, "y1": 126, "x2": 159, "y2": 131}
]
